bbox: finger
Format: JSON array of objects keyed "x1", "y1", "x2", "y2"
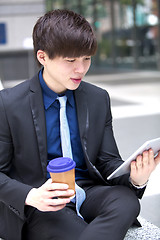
[
  {"x1": 45, "y1": 197, "x2": 71, "y2": 206},
  {"x1": 142, "y1": 150, "x2": 149, "y2": 167},
  {"x1": 41, "y1": 204, "x2": 67, "y2": 212},
  {"x1": 50, "y1": 183, "x2": 70, "y2": 191},
  {"x1": 148, "y1": 149, "x2": 154, "y2": 165},
  {"x1": 130, "y1": 161, "x2": 138, "y2": 181},
  {"x1": 136, "y1": 155, "x2": 143, "y2": 169},
  {"x1": 43, "y1": 180, "x2": 69, "y2": 191},
  {"x1": 130, "y1": 161, "x2": 137, "y2": 172},
  {"x1": 47, "y1": 189, "x2": 75, "y2": 199}
]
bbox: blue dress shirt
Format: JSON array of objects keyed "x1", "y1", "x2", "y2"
[{"x1": 39, "y1": 69, "x2": 89, "y2": 180}]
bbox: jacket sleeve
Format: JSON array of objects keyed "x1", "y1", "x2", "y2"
[
  {"x1": 95, "y1": 91, "x2": 145, "y2": 199},
  {"x1": 0, "y1": 92, "x2": 32, "y2": 221}
]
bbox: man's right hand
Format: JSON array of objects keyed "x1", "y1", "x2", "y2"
[{"x1": 25, "y1": 178, "x2": 74, "y2": 212}]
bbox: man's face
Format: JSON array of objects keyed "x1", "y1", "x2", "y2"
[{"x1": 42, "y1": 55, "x2": 91, "y2": 94}]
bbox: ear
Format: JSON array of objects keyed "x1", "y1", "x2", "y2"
[{"x1": 37, "y1": 50, "x2": 48, "y2": 66}]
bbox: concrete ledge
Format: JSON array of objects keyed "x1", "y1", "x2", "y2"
[{"x1": 125, "y1": 216, "x2": 160, "y2": 240}]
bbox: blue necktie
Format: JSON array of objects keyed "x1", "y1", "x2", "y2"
[{"x1": 58, "y1": 95, "x2": 86, "y2": 218}]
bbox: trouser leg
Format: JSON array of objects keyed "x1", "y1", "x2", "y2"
[
  {"x1": 22, "y1": 204, "x2": 87, "y2": 240},
  {"x1": 22, "y1": 184, "x2": 140, "y2": 240},
  {"x1": 79, "y1": 184, "x2": 140, "y2": 240}
]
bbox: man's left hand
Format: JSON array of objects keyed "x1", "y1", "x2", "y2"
[{"x1": 130, "y1": 149, "x2": 160, "y2": 186}]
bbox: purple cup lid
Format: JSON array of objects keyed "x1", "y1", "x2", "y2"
[{"x1": 47, "y1": 157, "x2": 76, "y2": 173}]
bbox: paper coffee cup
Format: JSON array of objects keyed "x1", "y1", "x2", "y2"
[{"x1": 47, "y1": 157, "x2": 76, "y2": 198}]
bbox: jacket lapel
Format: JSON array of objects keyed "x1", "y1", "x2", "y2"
[
  {"x1": 74, "y1": 82, "x2": 89, "y2": 160},
  {"x1": 75, "y1": 82, "x2": 107, "y2": 184},
  {"x1": 29, "y1": 75, "x2": 48, "y2": 177}
]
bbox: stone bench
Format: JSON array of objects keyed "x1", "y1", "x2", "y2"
[{"x1": 124, "y1": 216, "x2": 160, "y2": 240}]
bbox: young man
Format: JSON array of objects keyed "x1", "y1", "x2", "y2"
[{"x1": 0, "y1": 9, "x2": 159, "y2": 240}]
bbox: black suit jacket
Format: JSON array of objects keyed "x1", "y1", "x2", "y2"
[{"x1": 0, "y1": 73, "x2": 144, "y2": 239}]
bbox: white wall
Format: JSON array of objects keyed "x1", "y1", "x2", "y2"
[{"x1": 0, "y1": 0, "x2": 45, "y2": 51}]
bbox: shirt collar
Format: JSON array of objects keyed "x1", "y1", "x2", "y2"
[{"x1": 39, "y1": 68, "x2": 74, "y2": 109}]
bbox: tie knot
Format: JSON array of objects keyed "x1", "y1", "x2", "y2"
[{"x1": 57, "y1": 95, "x2": 67, "y2": 108}]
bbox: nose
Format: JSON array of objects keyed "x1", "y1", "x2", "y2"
[{"x1": 74, "y1": 62, "x2": 86, "y2": 74}]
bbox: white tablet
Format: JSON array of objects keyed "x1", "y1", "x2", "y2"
[{"x1": 107, "y1": 137, "x2": 160, "y2": 180}]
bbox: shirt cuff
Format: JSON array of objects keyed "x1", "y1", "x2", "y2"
[{"x1": 129, "y1": 178, "x2": 148, "y2": 189}]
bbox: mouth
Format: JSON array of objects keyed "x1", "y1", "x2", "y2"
[{"x1": 70, "y1": 78, "x2": 82, "y2": 84}]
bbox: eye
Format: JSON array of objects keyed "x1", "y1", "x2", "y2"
[
  {"x1": 85, "y1": 57, "x2": 91, "y2": 61},
  {"x1": 66, "y1": 59, "x2": 75, "y2": 63}
]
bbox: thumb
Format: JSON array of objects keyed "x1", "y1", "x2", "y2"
[{"x1": 41, "y1": 178, "x2": 52, "y2": 190}]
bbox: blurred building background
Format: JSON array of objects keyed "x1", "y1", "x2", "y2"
[{"x1": 0, "y1": 0, "x2": 160, "y2": 81}]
